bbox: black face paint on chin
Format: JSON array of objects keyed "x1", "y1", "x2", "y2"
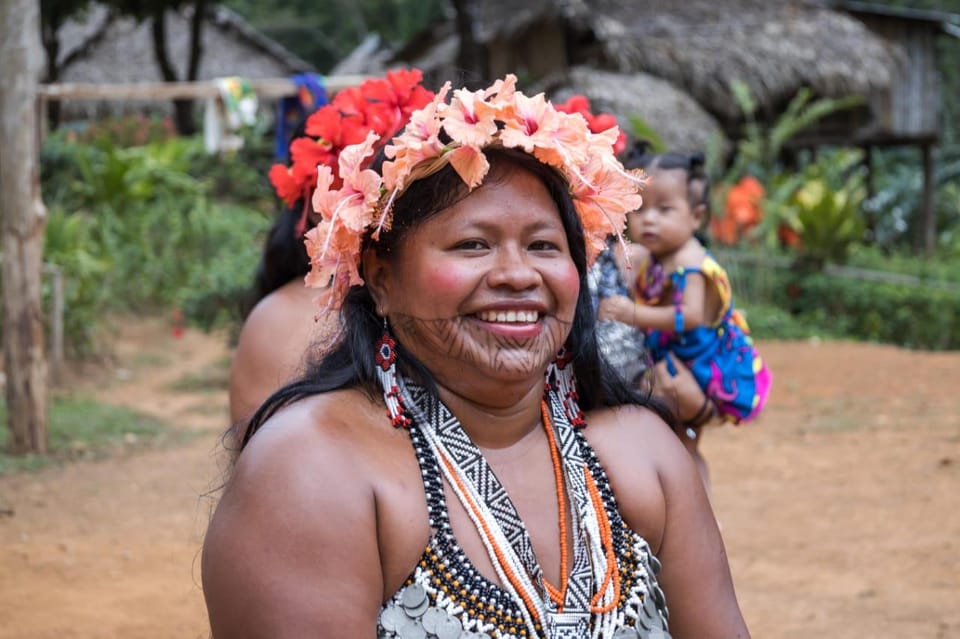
[{"x1": 390, "y1": 312, "x2": 572, "y2": 376}]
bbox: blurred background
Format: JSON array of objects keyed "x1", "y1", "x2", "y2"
[{"x1": 0, "y1": 1, "x2": 958, "y2": 637}]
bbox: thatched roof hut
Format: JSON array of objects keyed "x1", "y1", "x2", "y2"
[
  {"x1": 534, "y1": 67, "x2": 726, "y2": 153},
  {"x1": 585, "y1": 0, "x2": 900, "y2": 123},
  {"x1": 52, "y1": 4, "x2": 313, "y2": 120},
  {"x1": 339, "y1": 0, "x2": 907, "y2": 144}
]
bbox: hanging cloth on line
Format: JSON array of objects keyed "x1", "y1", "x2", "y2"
[{"x1": 203, "y1": 77, "x2": 259, "y2": 154}]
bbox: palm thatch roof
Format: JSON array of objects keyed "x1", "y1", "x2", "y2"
[
  {"x1": 51, "y1": 4, "x2": 314, "y2": 120},
  {"x1": 56, "y1": 4, "x2": 313, "y2": 85},
  {"x1": 587, "y1": 0, "x2": 900, "y2": 121},
  {"x1": 534, "y1": 67, "x2": 727, "y2": 153},
  {"x1": 344, "y1": 0, "x2": 901, "y2": 128}
]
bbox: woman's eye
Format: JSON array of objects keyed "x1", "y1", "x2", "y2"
[
  {"x1": 529, "y1": 240, "x2": 560, "y2": 251},
  {"x1": 455, "y1": 239, "x2": 487, "y2": 250}
]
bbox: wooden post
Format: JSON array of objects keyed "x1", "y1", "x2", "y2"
[
  {"x1": 920, "y1": 142, "x2": 935, "y2": 257},
  {"x1": 45, "y1": 264, "x2": 64, "y2": 384},
  {"x1": 0, "y1": 0, "x2": 49, "y2": 454}
]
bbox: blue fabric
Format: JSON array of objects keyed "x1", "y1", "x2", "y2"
[
  {"x1": 643, "y1": 257, "x2": 771, "y2": 423},
  {"x1": 274, "y1": 73, "x2": 327, "y2": 160}
]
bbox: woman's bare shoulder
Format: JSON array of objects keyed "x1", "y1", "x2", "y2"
[
  {"x1": 203, "y1": 389, "x2": 397, "y2": 636},
  {"x1": 233, "y1": 389, "x2": 394, "y2": 481}
]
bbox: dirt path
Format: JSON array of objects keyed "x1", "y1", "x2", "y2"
[{"x1": 1, "y1": 322, "x2": 958, "y2": 638}]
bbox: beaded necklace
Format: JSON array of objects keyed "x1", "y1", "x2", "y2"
[{"x1": 393, "y1": 372, "x2": 621, "y2": 638}]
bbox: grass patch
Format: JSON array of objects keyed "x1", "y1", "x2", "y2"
[
  {"x1": 167, "y1": 356, "x2": 231, "y2": 393},
  {"x1": 0, "y1": 396, "x2": 172, "y2": 475}
]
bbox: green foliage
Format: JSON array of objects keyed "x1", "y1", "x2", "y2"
[
  {"x1": 738, "y1": 303, "x2": 842, "y2": 341},
  {"x1": 222, "y1": 0, "x2": 447, "y2": 72},
  {"x1": 774, "y1": 271, "x2": 960, "y2": 350},
  {"x1": 719, "y1": 248, "x2": 960, "y2": 349},
  {"x1": 0, "y1": 397, "x2": 169, "y2": 474},
  {"x1": 38, "y1": 132, "x2": 274, "y2": 355},
  {"x1": 42, "y1": 208, "x2": 112, "y2": 357},
  {"x1": 764, "y1": 149, "x2": 867, "y2": 265},
  {"x1": 863, "y1": 144, "x2": 960, "y2": 252},
  {"x1": 846, "y1": 244, "x2": 960, "y2": 283},
  {"x1": 185, "y1": 123, "x2": 276, "y2": 210},
  {"x1": 628, "y1": 115, "x2": 666, "y2": 153},
  {"x1": 176, "y1": 203, "x2": 272, "y2": 335},
  {"x1": 725, "y1": 80, "x2": 863, "y2": 185}
]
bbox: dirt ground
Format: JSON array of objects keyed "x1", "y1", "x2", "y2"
[{"x1": 0, "y1": 318, "x2": 957, "y2": 638}]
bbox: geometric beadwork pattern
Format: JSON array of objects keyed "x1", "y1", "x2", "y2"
[{"x1": 387, "y1": 377, "x2": 671, "y2": 638}]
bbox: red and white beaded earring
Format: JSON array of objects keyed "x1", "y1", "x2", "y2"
[
  {"x1": 375, "y1": 319, "x2": 410, "y2": 428},
  {"x1": 546, "y1": 345, "x2": 586, "y2": 428}
]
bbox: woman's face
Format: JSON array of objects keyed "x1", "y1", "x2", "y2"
[{"x1": 369, "y1": 165, "x2": 580, "y2": 395}]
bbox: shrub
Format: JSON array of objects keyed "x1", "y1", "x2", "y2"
[{"x1": 35, "y1": 133, "x2": 274, "y2": 355}]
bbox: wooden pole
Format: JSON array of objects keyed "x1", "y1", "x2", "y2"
[
  {"x1": 920, "y1": 142, "x2": 935, "y2": 257},
  {"x1": 1, "y1": 0, "x2": 49, "y2": 454},
  {"x1": 45, "y1": 264, "x2": 64, "y2": 384}
]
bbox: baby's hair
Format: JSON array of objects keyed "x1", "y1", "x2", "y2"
[{"x1": 622, "y1": 141, "x2": 711, "y2": 222}]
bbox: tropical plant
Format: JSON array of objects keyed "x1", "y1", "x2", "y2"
[
  {"x1": 628, "y1": 115, "x2": 666, "y2": 153},
  {"x1": 724, "y1": 80, "x2": 864, "y2": 185},
  {"x1": 751, "y1": 149, "x2": 867, "y2": 266}
]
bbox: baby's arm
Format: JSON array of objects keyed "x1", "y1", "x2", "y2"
[{"x1": 598, "y1": 270, "x2": 709, "y2": 332}]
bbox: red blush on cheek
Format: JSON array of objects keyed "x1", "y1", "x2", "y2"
[{"x1": 422, "y1": 263, "x2": 467, "y2": 291}]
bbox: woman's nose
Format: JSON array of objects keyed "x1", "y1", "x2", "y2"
[{"x1": 486, "y1": 246, "x2": 542, "y2": 290}]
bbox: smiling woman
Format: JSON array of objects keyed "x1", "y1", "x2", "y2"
[{"x1": 202, "y1": 75, "x2": 750, "y2": 639}]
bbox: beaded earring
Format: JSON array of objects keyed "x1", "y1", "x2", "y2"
[
  {"x1": 375, "y1": 319, "x2": 411, "y2": 428},
  {"x1": 546, "y1": 346, "x2": 586, "y2": 428}
]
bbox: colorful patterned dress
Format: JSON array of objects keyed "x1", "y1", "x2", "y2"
[{"x1": 637, "y1": 254, "x2": 771, "y2": 423}]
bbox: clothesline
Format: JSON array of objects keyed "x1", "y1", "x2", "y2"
[{"x1": 37, "y1": 75, "x2": 370, "y2": 101}]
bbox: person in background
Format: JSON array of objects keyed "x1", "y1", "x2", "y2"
[
  {"x1": 228, "y1": 69, "x2": 434, "y2": 428},
  {"x1": 598, "y1": 142, "x2": 772, "y2": 494},
  {"x1": 204, "y1": 75, "x2": 750, "y2": 638}
]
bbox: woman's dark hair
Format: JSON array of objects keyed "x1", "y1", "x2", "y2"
[
  {"x1": 622, "y1": 140, "x2": 711, "y2": 223},
  {"x1": 242, "y1": 119, "x2": 313, "y2": 318},
  {"x1": 242, "y1": 204, "x2": 310, "y2": 317},
  {"x1": 241, "y1": 148, "x2": 671, "y2": 447}
]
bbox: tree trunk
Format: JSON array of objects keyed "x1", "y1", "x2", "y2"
[
  {"x1": 187, "y1": 0, "x2": 206, "y2": 82},
  {"x1": 151, "y1": 8, "x2": 196, "y2": 135},
  {"x1": 0, "y1": 0, "x2": 49, "y2": 455},
  {"x1": 451, "y1": 0, "x2": 487, "y2": 88},
  {"x1": 40, "y1": 16, "x2": 63, "y2": 128}
]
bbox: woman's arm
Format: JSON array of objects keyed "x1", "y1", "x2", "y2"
[
  {"x1": 202, "y1": 401, "x2": 384, "y2": 638},
  {"x1": 588, "y1": 407, "x2": 750, "y2": 638},
  {"x1": 647, "y1": 414, "x2": 750, "y2": 638}
]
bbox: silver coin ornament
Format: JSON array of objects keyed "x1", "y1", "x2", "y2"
[
  {"x1": 420, "y1": 607, "x2": 448, "y2": 634},
  {"x1": 398, "y1": 619, "x2": 427, "y2": 639},
  {"x1": 381, "y1": 604, "x2": 404, "y2": 633},
  {"x1": 401, "y1": 584, "x2": 428, "y2": 609},
  {"x1": 434, "y1": 614, "x2": 463, "y2": 639}
]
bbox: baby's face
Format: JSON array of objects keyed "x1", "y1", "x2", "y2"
[{"x1": 626, "y1": 168, "x2": 701, "y2": 257}]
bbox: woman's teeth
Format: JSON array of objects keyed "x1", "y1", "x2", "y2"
[{"x1": 477, "y1": 310, "x2": 539, "y2": 323}]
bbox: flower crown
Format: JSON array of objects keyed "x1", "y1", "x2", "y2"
[{"x1": 283, "y1": 73, "x2": 644, "y2": 311}]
